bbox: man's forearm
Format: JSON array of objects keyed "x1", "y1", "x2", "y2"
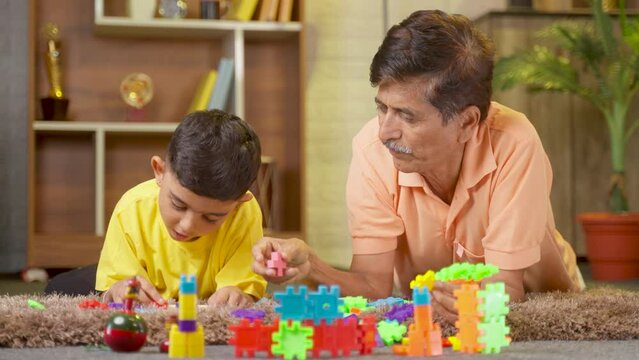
[{"x1": 304, "y1": 252, "x2": 392, "y2": 299}]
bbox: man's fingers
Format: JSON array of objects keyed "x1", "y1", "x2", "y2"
[
  {"x1": 432, "y1": 297, "x2": 458, "y2": 323},
  {"x1": 252, "y1": 260, "x2": 274, "y2": 277}
]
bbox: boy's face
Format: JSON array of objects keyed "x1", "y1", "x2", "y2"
[{"x1": 151, "y1": 156, "x2": 252, "y2": 242}]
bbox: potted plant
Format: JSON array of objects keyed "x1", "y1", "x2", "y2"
[{"x1": 493, "y1": 0, "x2": 639, "y2": 280}]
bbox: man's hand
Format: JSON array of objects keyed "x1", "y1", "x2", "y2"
[
  {"x1": 432, "y1": 281, "x2": 461, "y2": 323},
  {"x1": 102, "y1": 276, "x2": 166, "y2": 306},
  {"x1": 431, "y1": 268, "x2": 525, "y2": 323},
  {"x1": 207, "y1": 286, "x2": 254, "y2": 308},
  {"x1": 252, "y1": 237, "x2": 311, "y2": 284}
]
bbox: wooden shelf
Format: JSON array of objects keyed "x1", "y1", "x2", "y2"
[
  {"x1": 94, "y1": 16, "x2": 302, "y2": 40},
  {"x1": 34, "y1": 121, "x2": 179, "y2": 133},
  {"x1": 30, "y1": 234, "x2": 103, "y2": 268}
]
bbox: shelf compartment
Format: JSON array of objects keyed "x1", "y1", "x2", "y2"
[{"x1": 29, "y1": 234, "x2": 103, "y2": 268}]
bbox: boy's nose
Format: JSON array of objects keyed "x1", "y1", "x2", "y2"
[{"x1": 178, "y1": 212, "x2": 196, "y2": 234}]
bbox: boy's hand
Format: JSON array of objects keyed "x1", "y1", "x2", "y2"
[
  {"x1": 432, "y1": 281, "x2": 460, "y2": 323},
  {"x1": 207, "y1": 286, "x2": 254, "y2": 308},
  {"x1": 252, "y1": 237, "x2": 311, "y2": 284},
  {"x1": 102, "y1": 276, "x2": 166, "y2": 306}
]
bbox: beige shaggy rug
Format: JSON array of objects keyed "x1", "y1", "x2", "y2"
[{"x1": 0, "y1": 287, "x2": 638, "y2": 348}]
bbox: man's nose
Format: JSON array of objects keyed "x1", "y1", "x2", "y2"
[{"x1": 378, "y1": 112, "x2": 400, "y2": 141}]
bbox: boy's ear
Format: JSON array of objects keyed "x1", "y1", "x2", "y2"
[
  {"x1": 238, "y1": 192, "x2": 253, "y2": 203},
  {"x1": 151, "y1": 156, "x2": 166, "y2": 185}
]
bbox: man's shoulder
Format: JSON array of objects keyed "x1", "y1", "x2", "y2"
[{"x1": 487, "y1": 102, "x2": 540, "y2": 146}]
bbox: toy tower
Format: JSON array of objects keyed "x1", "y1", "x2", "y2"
[{"x1": 169, "y1": 274, "x2": 205, "y2": 358}]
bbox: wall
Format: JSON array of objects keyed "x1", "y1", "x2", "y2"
[
  {"x1": 0, "y1": 0, "x2": 30, "y2": 272},
  {"x1": 304, "y1": 0, "x2": 508, "y2": 268}
]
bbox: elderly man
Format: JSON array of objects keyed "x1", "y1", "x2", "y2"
[{"x1": 252, "y1": 9, "x2": 584, "y2": 321}]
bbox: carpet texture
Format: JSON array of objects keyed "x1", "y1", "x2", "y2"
[{"x1": 1, "y1": 287, "x2": 638, "y2": 348}]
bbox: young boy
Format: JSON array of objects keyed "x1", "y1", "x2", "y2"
[{"x1": 95, "y1": 109, "x2": 266, "y2": 308}]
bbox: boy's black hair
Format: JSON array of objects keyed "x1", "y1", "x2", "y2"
[{"x1": 167, "y1": 109, "x2": 261, "y2": 201}]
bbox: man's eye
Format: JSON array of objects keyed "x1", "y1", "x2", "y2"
[
  {"x1": 376, "y1": 104, "x2": 387, "y2": 113},
  {"x1": 400, "y1": 112, "x2": 414, "y2": 122},
  {"x1": 204, "y1": 217, "x2": 219, "y2": 224}
]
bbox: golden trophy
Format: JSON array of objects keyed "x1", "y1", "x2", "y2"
[
  {"x1": 120, "y1": 73, "x2": 154, "y2": 122},
  {"x1": 40, "y1": 22, "x2": 69, "y2": 120}
]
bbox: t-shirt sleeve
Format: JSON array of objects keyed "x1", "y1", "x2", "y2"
[
  {"x1": 95, "y1": 209, "x2": 148, "y2": 292},
  {"x1": 482, "y1": 135, "x2": 549, "y2": 270},
  {"x1": 214, "y1": 198, "x2": 267, "y2": 299},
  {"x1": 347, "y1": 138, "x2": 404, "y2": 255}
]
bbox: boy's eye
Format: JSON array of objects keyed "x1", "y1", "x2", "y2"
[
  {"x1": 171, "y1": 202, "x2": 186, "y2": 211},
  {"x1": 203, "y1": 216, "x2": 219, "y2": 224}
]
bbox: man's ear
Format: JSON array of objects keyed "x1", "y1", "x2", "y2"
[
  {"x1": 458, "y1": 105, "x2": 480, "y2": 143},
  {"x1": 238, "y1": 192, "x2": 254, "y2": 203},
  {"x1": 151, "y1": 156, "x2": 166, "y2": 185}
]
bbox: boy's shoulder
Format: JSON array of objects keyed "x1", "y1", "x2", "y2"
[{"x1": 113, "y1": 179, "x2": 159, "y2": 215}]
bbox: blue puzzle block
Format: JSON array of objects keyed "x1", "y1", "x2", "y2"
[
  {"x1": 274, "y1": 285, "x2": 309, "y2": 320},
  {"x1": 308, "y1": 285, "x2": 343, "y2": 324},
  {"x1": 412, "y1": 286, "x2": 431, "y2": 305},
  {"x1": 179, "y1": 274, "x2": 197, "y2": 294}
]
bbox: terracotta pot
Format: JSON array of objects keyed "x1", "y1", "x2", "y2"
[{"x1": 578, "y1": 212, "x2": 639, "y2": 280}]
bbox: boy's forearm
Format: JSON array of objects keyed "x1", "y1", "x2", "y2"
[{"x1": 304, "y1": 252, "x2": 391, "y2": 299}]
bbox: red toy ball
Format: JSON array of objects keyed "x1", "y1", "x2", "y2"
[
  {"x1": 159, "y1": 339, "x2": 169, "y2": 353},
  {"x1": 103, "y1": 312, "x2": 148, "y2": 352}
]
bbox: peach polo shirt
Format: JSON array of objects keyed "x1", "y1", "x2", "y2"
[{"x1": 347, "y1": 102, "x2": 584, "y2": 296}]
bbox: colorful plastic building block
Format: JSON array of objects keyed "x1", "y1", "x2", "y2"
[
  {"x1": 478, "y1": 282, "x2": 510, "y2": 319},
  {"x1": 340, "y1": 296, "x2": 370, "y2": 314},
  {"x1": 478, "y1": 317, "x2": 511, "y2": 354},
  {"x1": 78, "y1": 299, "x2": 108, "y2": 310},
  {"x1": 231, "y1": 309, "x2": 266, "y2": 321},
  {"x1": 377, "y1": 320, "x2": 407, "y2": 346},
  {"x1": 169, "y1": 274, "x2": 205, "y2": 358},
  {"x1": 384, "y1": 303, "x2": 413, "y2": 322},
  {"x1": 357, "y1": 316, "x2": 377, "y2": 355},
  {"x1": 271, "y1": 320, "x2": 313, "y2": 360},
  {"x1": 435, "y1": 262, "x2": 498, "y2": 282},
  {"x1": 307, "y1": 285, "x2": 343, "y2": 324},
  {"x1": 27, "y1": 299, "x2": 45, "y2": 310},
  {"x1": 274, "y1": 285, "x2": 310, "y2": 320},
  {"x1": 267, "y1": 251, "x2": 287, "y2": 277},
  {"x1": 368, "y1": 297, "x2": 406, "y2": 308},
  {"x1": 409, "y1": 270, "x2": 435, "y2": 291},
  {"x1": 229, "y1": 318, "x2": 277, "y2": 357}
]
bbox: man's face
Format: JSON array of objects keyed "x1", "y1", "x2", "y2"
[
  {"x1": 153, "y1": 159, "x2": 241, "y2": 242},
  {"x1": 375, "y1": 78, "x2": 464, "y2": 175}
]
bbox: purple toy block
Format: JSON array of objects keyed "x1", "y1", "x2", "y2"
[{"x1": 178, "y1": 319, "x2": 198, "y2": 332}]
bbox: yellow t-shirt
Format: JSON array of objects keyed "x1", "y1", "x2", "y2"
[{"x1": 95, "y1": 179, "x2": 266, "y2": 300}]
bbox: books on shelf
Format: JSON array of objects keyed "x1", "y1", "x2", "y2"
[
  {"x1": 207, "y1": 57, "x2": 235, "y2": 111},
  {"x1": 258, "y1": 0, "x2": 279, "y2": 21},
  {"x1": 188, "y1": 69, "x2": 218, "y2": 112},
  {"x1": 278, "y1": 0, "x2": 293, "y2": 22},
  {"x1": 229, "y1": 0, "x2": 260, "y2": 21}
]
